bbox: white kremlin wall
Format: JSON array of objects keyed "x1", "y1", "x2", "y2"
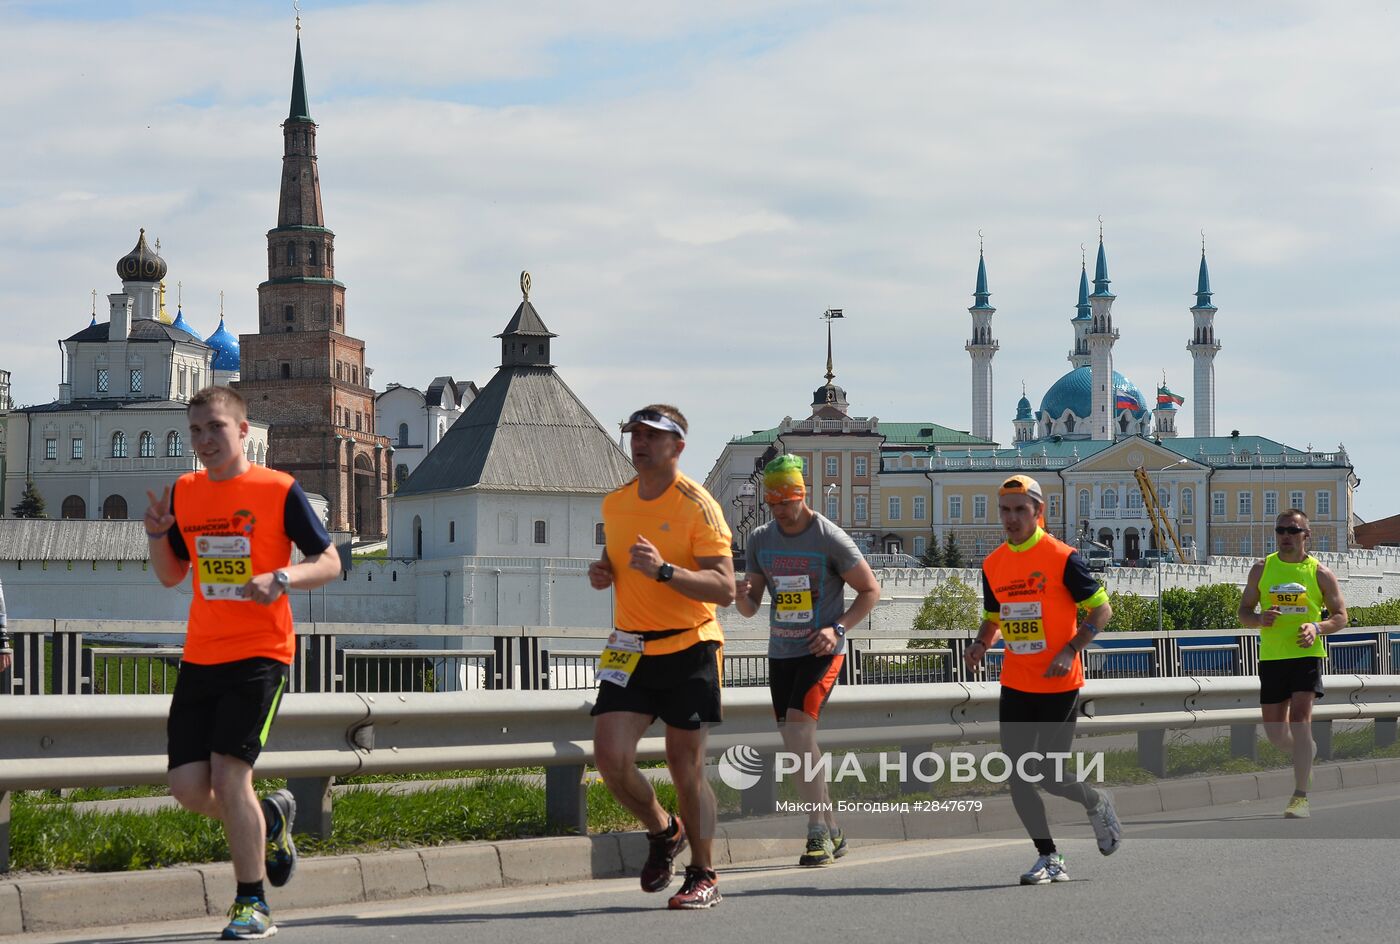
[{"x1": 4, "y1": 548, "x2": 1399, "y2": 633}]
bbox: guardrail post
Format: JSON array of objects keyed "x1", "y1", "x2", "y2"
[
  {"x1": 740, "y1": 753, "x2": 777, "y2": 817},
  {"x1": 492, "y1": 636, "x2": 517, "y2": 689},
  {"x1": 1312, "y1": 719, "x2": 1333, "y2": 761},
  {"x1": 1, "y1": 790, "x2": 10, "y2": 873},
  {"x1": 305, "y1": 636, "x2": 338, "y2": 692},
  {"x1": 50, "y1": 632, "x2": 84, "y2": 695},
  {"x1": 286, "y1": 777, "x2": 334, "y2": 839},
  {"x1": 544, "y1": 764, "x2": 588, "y2": 833},
  {"x1": 845, "y1": 645, "x2": 862, "y2": 685},
  {"x1": 12, "y1": 632, "x2": 44, "y2": 695},
  {"x1": 949, "y1": 639, "x2": 968, "y2": 683},
  {"x1": 1378, "y1": 633, "x2": 1393, "y2": 674},
  {"x1": 520, "y1": 639, "x2": 547, "y2": 691},
  {"x1": 80, "y1": 648, "x2": 95, "y2": 695},
  {"x1": 1137, "y1": 730, "x2": 1167, "y2": 776},
  {"x1": 1230, "y1": 723, "x2": 1258, "y2": 761},
  {"x1": 1376, "y1": 719, "x2": 1398, "y2": 749}
]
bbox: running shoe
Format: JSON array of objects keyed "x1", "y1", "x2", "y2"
[
  {"x1": 640, "y1": 815, "x2": 687, "y2": 893},
  {"x1": 1087, "y1": 788, "x2": 1122, "y2": 856},
  {"x1": 798, "y1": 825, "x2": 836, "y2": 867},
  {"x1": 667, "y1": 866, "x2": 722, "y2": 909},
  {"x1": 262, "y1": 789, "x2": 298, "y2": 887},
  {"x1": 222, "y1": 898, "x2": 276, "y2": 940},
  {"x1": 831, "y1": 827, "x2": 849, "y2": 859},
  {"x1": 1284, "y1": 795, "x2": 1310, "y2": 819},
  {"x1": 1019, "y1": 853, "x2": 1069, "y2": 885}
]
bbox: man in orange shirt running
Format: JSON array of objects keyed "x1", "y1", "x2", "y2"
[
  {"x1": 589, "y1": 404, "x2": 734, "y2": 910},
  {"x1": 965, "y1": 475, "x2": 1120, "y2": 886},
  {"x1": 145, "y1": 387, "x2": 341, "y2": 940}
]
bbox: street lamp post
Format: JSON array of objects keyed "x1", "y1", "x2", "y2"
[{"x1": 1154, "y1": 458, "x2": 1190, "y2": 632}]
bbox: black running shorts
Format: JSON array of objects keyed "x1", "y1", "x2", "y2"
[
  {"x1": 1259, "y1": 656, "x2": 1324, "y2": 705},
  {"x1": 769, "y1": 653, "x2": 844, "y2": 722},
  {"x1": 591, "y1": 641, "x2": 722, "y2": 730},
  {"x1": 167, "y1": 657, "x2": 289, "y2": 769}
]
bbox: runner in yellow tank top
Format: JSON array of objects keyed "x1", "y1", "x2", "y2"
[{"x1": 1238, "y1": 508, "x2": 1348, "y2": 818}]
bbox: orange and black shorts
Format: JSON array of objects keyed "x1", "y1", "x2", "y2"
[{"x1": 770, "y1": 653, "x2": 844, "y2": 722}]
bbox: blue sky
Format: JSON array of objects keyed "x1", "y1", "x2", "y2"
[{"x1": 0, "y1": 1, "x2": 1394, "y2": 520}]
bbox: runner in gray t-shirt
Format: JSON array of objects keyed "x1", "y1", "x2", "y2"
[{"x1": 735, "y1": 455, "x2": 880, "y2": 867}]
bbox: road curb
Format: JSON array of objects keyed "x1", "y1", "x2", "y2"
[{"x1": 3, "y1": 757, "x2": 1397, "y2": 935}]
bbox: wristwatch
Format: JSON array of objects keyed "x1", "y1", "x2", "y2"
[
  {"x1": 832, "y1": 622, "x2": 847, "y2": 639},
  {"x1": 273, "y1": 570, "x2": 291, "y2": 593},
  {"x1": 656, "y1": 563, "x2": 675, "y2": 583}
]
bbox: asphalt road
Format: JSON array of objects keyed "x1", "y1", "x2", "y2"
[{"x1": 18, "y1": 784, "x2": 1400, "y2": 944}]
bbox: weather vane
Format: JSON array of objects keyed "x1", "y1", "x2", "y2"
[{"x1": 520, "y1": 270, "x2": 531, "y2": 300}]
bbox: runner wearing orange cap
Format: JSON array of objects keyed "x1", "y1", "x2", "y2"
[{"x1": 964, "y1": 475, "x2": 1121, "y2": 885}]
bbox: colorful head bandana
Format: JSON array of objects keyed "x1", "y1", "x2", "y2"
[{"x1": 763, "y1": 454, "x2": 807, "y2": 503}]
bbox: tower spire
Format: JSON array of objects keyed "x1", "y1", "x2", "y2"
[
  {"x1": 1092, "y1": 217, "x2": 1112, "y2": 297},
  {"x1": 288, "y1": 24, "x2": 311, "y2": 121},
  {"x1": 1188, "y1": 235, "x2": 1221, "y2": 437},
  {"x1": 965, "y1": 234, "x2": 998, "y2": 442}
]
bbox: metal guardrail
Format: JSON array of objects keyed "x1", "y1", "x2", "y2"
[
  {"x1": 3, "y1": 621, "x2": 1398, "y2": 698},
  {"x1": 3, "y1": 675, "x2": 1399, "y2": 872}
]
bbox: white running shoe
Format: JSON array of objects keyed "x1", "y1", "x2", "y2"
[
  {"x1": 1020, "y1": 852, "x2": 1069, "y2": 885},
  {"x1": 1087, "y1": 788, "x2": 1122, "y2": 856}
]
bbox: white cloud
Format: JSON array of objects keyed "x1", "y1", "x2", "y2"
[{"x1": 0, "y1": 0, "x2": 1395, "y2": 520}]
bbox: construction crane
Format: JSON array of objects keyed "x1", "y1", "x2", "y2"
[{"x1": 1133, "y1": 466, "x2": 1186, "y2": 562}]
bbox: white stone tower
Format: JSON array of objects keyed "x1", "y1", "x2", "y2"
[
  {"x1": 965, "y1": 243, "x2": 998, "y2": 443},
  {"x1": 1153, "y1": 374, "x2": 1182, "y2": 438},
  {"x1": 1068, "y1": 258, "x2": 1092, "y2": 369},
  {"x1": 1187, "y1": 247, "x2": 1219, "y2": 437},
  {"x1": 1012, "y1": 383, "x2": 1036, "y2": 443},
  {"x1": 1086, "y1": 232, "x2": 1119, "y2": 441}
]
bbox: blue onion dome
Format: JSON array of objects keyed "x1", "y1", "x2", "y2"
[
  {"x1": 116, "y1": 228, "x2": 167, "y2": 282},
  {"x1": 171, "y1": 305, "x2": 199, "y2": 338},
  {"x1": 1015, "y1": 394, "x2": 1033, "y2": 421},
  {"x1": 205, "y1": 316, "x2": 241, "y2": 371},
  {"x1": 1039, "y1": 366, "x2": 1148, "y2": 419}
]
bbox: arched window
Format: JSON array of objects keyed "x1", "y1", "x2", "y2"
[
  {"x1": 111, "y1": 431, "x2": 128, "y2": 458},
  {"x1": 1181, "y1": 487, "x2": 1194, "y2": 517},
  {"x1": 257, "y1": 443, "x2": 266, "y2": 464},
  {"x1": 1078, "y1": 489, "x2": 1091, "y2": 519},
  {"x1": 438, "y1": 419, "x2": 446, "y2": 440},
  {"x1": 595, "y1": 522, "x2": 606, "y2": 546},
  {"x1": 1102, "y1": 488, "x2": 1118, "y2": 510},
  {"x1": 286, "y1": 243, "x2": 297, "y2": 266},
  {"x1": 246, "y1": 441, "x2": 256, "y2": 460},
  {"x1": 1065, "y1": 416, "x2": 1075, "y2": 433},
  {"x1": 61, "y1": 495, "x2": 86, "y2": 519},
  {"x1": 398, "y1": 423, "x2": 409, "y2": 447},
  {"x1": 308, "y1": 242, "x2": 318, "y2": 265},
  {"x1": 102, "y1": 495, "x2": 128, "y2": 519},
  {"x1": 448, "y1": 521, "x2": 456, "y2": 543},
  {"x1": 139, "y1": 431, "x2": 154, "y2": 458},
  {"x1": 533, "y1": 520, "x2": 547, "y2": 544},
  {"x1": 166, "y1": 431, "x2": 183, "y2": 457},
  {"x1": 412, "y1": 515, "x2": 423, "y2": 559}
]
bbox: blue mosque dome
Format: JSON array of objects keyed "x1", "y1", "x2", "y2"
[
  {"x1": 205, "y1": 316, "x2": 241, "y2": 371},
  {"x1": 1039, "y1": 366, "x2": 1147, "y2": 420},
  {"x1": 170, "y1": 306, "x2": 199, "y2": 339}
]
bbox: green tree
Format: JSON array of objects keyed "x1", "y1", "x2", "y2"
[
  {"x1": 941, "y1": 531, "x2": 965, "y2": 569},
  {"x1": 919, "y1": 535, "x2": 944, "y2": 568},
  {"x1": 911, "y1": 575, "x2": 978, "y2": 649},
  {"x1": 1159, "y1": 586, "x2": 1194, "y2": 632},
  {"x1": 1348, "y1": 598, "x2": 1400, "y2": 627},
  {"x1": 1105, "y1": 590, "x2": 1155, "y2": 631},
  {"x1": 10, "y1": 478, "x2": 46, "y2": 518},
  {"x1": 1191, "y1": 583, "x2": 1243, "y2": 631}
]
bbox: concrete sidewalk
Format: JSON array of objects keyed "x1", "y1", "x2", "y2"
[{"x1": 3, "y1": 756, "x2": 1398, "y2": 937}]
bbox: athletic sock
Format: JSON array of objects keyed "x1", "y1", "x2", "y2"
[
  {"x1": 237, "y1": 880, "x2": 266, "y2": 902},
  {"x1": 1292, "y1": 790, "x2": 1307, "y2": 799},
  {"x1": 649, "y1": 814, "x2": 677, "y2": 839}
]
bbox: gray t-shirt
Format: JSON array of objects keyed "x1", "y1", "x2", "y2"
[{"x1": 746, "y1": 513, "x2": 864, "y2": 659}]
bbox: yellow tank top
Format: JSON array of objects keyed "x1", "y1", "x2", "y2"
[{"x1": 1257, "y1": 553, "x2": 1324, "y2": 661}]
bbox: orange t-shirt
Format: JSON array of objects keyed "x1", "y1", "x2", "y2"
[
  {"x1": 982, "y1": 531, "x2": 1085, "y2": 694},
  {"x1": 172, "y1": 465, "x2": 306, "y2": 665},
  {"x1": 602, "y1": 474, "x2": 732, "y2": 655}
]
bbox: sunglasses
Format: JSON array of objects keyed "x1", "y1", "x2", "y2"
[{"x1": 1274, "y1": 526, "x2": 1307, "y2": 535}]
